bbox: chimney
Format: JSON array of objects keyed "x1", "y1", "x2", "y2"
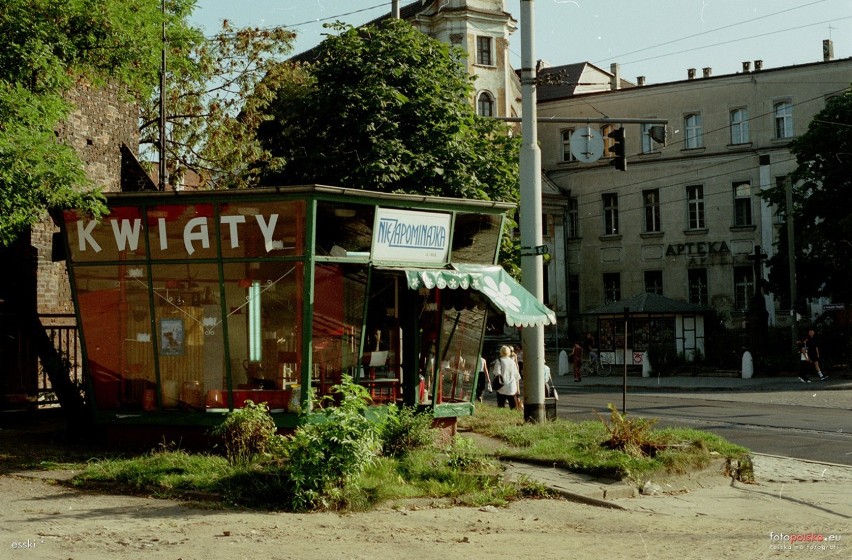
[
  {"x1": 742, "y1": 61, "x2": 751, "y2": 73},
  {"x1": 823, "y1": 39, "x2": 834, "y2": 61},
  {"x1": 610, "y1": 63, "x2": 621, "y2": 91},
  {"x1": 637, "y1": 76, "x2": 646, "y2": 86},
  {"x1": 754, "y1": 59, "x2": 763, "y2": 71},
  {"x1": 702, "y1": 67, "x2": 712, "y2": 78},
  {"x1": 687, "y1": 68, "x2": 696, "y2": 80}
]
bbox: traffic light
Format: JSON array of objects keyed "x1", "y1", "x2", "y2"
[{"x1": 607, "y1": 127, "x2": 626, "y2": 171}]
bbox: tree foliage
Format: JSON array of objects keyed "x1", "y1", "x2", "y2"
[
  {"x1": 762, "y1": 88, "x2": 852, "y2": 305},
  {"x1": 140, "y1": 19, "x2": 296, "y2": 189},
  {"x1": 257, "y1": 20, "x2": 520, "y2": 202},
  {"x1": 0, "y1": 0, "x2": 174, "y2": 245}
]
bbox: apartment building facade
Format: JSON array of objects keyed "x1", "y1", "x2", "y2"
[{"x1": 536, "y1": 55, "x2": 852, "y2": 333}]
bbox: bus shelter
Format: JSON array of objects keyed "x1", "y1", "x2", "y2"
[{"x1": 60, "y1": 186, "x2": 555, "y2": 434}]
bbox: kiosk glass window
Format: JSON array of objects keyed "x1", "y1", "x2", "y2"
[
  {"x1": 147, "y1": 204, "x2": 218, "y2": 260},
  {"x1": 314, "y1": 202, "x2": 375, "y2": 257},
  {"x1": 436, "y1": 291, "x2": 487, "y2": 404},
  {"x1": 63, "y1": 207, "x2": 148, "y2": 263},
  {"x1": 218, "y1": 201, "x2": 306, "y2": 258},
  {"x1": 74, "y1": 265, "x2": 156, "y2": 411},
  {"x1": 150, "y1": 263, "x2": 224, "y2": 411},
  {"x1": 451, "y1": 213, "x2": 502, "y2": 264},
  {"x1": 221, "y1": 261, "x2": 303, "y2": 408}
]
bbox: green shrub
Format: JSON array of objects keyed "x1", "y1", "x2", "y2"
[
  {"x1": 378, "y1": 404, "x2": 435, "y2": 457},
  {"x1": 284, "y1": 375, "x2": 380, "y2": 511},
  {"x1": 211, "y1": 400, "x2": 281, "y2": 465}
]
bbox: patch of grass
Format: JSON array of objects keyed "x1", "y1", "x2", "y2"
[{"x1": 460, "y1": 403, "x2": 749, "y2": 481}]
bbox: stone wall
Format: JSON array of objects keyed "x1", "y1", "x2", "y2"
[{"x1": 36, "y1": 81, "x2": 138, "y2": 316}]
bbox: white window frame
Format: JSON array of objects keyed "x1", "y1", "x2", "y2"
[
  {"x1": 684, "y1": 113, "x2": 703, "y2": 149},
  {"x1": 730, "y1": 107, "x2": 750, "y2": 144},
  {"x1": 774, "y1": 100, "x2": 793, "y2": 139},
  {"x1": 686, "y1": 185, "x2": 705, "y2": 230},
  {"x1": 561, "y1": 129, "x2": 575, "y2": 162},
  {"x1": 734, "y1": 266, "x2": 755, "y2": 311},
  {"x1": 643, "y1": 189, "x2": 661, "y2": 233},
  {"x1": 602, "y1": 193, "x2": 619, "y2": 235},
  {"x1": 688, "y1": 268, "x2": 708, "y2": 306},
  {"x1": 640, "y1": 123, "x2": 654, "y2": 154},
  {"x1": 567, "y1": 197, "x2": 579, "y2": 238}
]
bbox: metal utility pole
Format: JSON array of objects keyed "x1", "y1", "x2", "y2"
[
  {"x1": 519, "y1": 0, "x2": 546, "y2": 423},
  {"x1": 158, "y1": 0, "x2": 168, "y2": 191},
  {"x1": 392, "y1": 1, "x2": 400, "y2": 19}
]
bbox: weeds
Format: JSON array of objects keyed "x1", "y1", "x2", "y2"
[
  {"x1": 597, "y1": 403, "x2": 659, "y2": 458},
  {"x1": 210, "y1": 400, "x2": 283, "y2": 465}
]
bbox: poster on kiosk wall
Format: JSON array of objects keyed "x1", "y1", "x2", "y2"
[{"x1": 371, "y1": 208, "x2": 451, "y2": 266}]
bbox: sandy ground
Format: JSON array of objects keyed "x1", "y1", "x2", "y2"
[{"x1": 2, "y1": 453, "x2": 850, "y2": 560}]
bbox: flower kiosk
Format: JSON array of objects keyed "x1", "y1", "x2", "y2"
[{"x1": 61, "y1": 186, "x2": 555, "y2": 442}]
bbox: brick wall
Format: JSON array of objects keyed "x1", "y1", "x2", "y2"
[{"x1": 36, "y1": 81, "x2": 139, "y2": 316}]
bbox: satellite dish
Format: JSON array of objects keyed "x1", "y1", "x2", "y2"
[{"x1": 570, "y1": 127, "x2": 604, "y2": 163}]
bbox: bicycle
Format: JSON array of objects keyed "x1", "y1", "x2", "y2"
[{"x1": 580, "y1": 352, "x2": 613, "y2": 377}]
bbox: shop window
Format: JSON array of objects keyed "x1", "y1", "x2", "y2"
[
  {"x1": 63, "y1": 206, "x2": 148, "y2": 264},
  {"x1": 436, "y1": 292, "x2": 488, "y2": 404},
  {"x1": 451, "y1": 212, "x2": 502, "y2": 264},
  {"x1": 314, "y1": 202, "x2": 375, "y2": 258},
  {"x1": 217, "y1": 200, "x2": 305, "y2": 259}
]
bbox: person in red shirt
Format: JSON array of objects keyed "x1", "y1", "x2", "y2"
[{"x1": 572, "y1": 340, "x2": 583, "y2": 382}]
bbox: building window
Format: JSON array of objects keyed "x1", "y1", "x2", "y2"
[
  {"x1": 476, "y1": 91, "x2": 495, "y2": 117},
  {"x1": 686, "y1": 185, "x2": 705, "y2": 230},
  {"x1": 774, "y1": 101, "x2": 793, "y2": 139},
  {"x1": 561, "y1": 129, "x2": 575, "y2": 162},
  {"x1": 643, "y1": 189, "x2": 661, "y2": 232},
  {"x1": 476, "y1": 36, "x2": 493, "y2": 66},
  {"x1": 688, "y1": 268, "x2": 708, "y2": 306},
  {"x1": 568, "y1": 274, "x2": 580, "y2": 316},
  {"x1": 684, "y1": 113, "x2": 703, "y2": 148},
  {"x1": 603, "y1": 272, "x2": 621, "y2": 304},
  {"x1": 644, "y1": 270, "x2": 663, "y2": 295},
  {"x1": 567, "y1": 197, "x2": 579, "y2": 238},
  {"x1": 733, "y1": 181, "x2": 753, "y2": 226},
  {"x1": 730, "y1": 108, "x2": 750, "y2": 144},
  {"x1": 603, "y1": 193, "x2": 619, "y2": 235},
  {"x1": 640, "y1": 123, "x2": 654, "y2": 154},
  {"x1": 734, "y1": 266, "x2": 755, "y2": 311}
]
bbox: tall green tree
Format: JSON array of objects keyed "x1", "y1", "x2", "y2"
[
  {"x1": 139, "y1": 20, "x2": 296, "y2": 189},
  {"x1": 257, "y1": 20, "x2": 520, "y2": 203},
  {"x1": 0, "y1": 0, "x2": 177, "y2": 245},
  {"x1": 763, "y1": 88, "x2": 852, "y2": 307}
]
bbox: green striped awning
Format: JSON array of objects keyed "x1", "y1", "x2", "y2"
[{"x1": 403, "y1": 264, "x2": 556, "y2": 328}]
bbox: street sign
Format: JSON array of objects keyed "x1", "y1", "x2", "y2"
[
  {"x1": 570, "y1": 127, "x2": 604, "y2": 163},
  {"x1": 823, "y1": 303, "x2": 846, "y2": 311}
]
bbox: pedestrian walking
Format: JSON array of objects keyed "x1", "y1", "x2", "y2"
[
  {"x1": 572, "y1": 339, "x2": 583, "y2": 382},
  {"x1": 475, "y1": 355, "x2": 491, "y2": 403},
  {"x1": 797, "y1": 338, "x2": 813, "y2": 383},
  {"x1": 805, "y1": 328, "x2": 828, "y2": 381},
  {"x1": 493, "y1": 345, "x2": 522, "y2": 409}
]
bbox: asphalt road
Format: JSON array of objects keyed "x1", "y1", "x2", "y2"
[{"x1": 551, "y1": 388, "x2": 852, "y2": 466}]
